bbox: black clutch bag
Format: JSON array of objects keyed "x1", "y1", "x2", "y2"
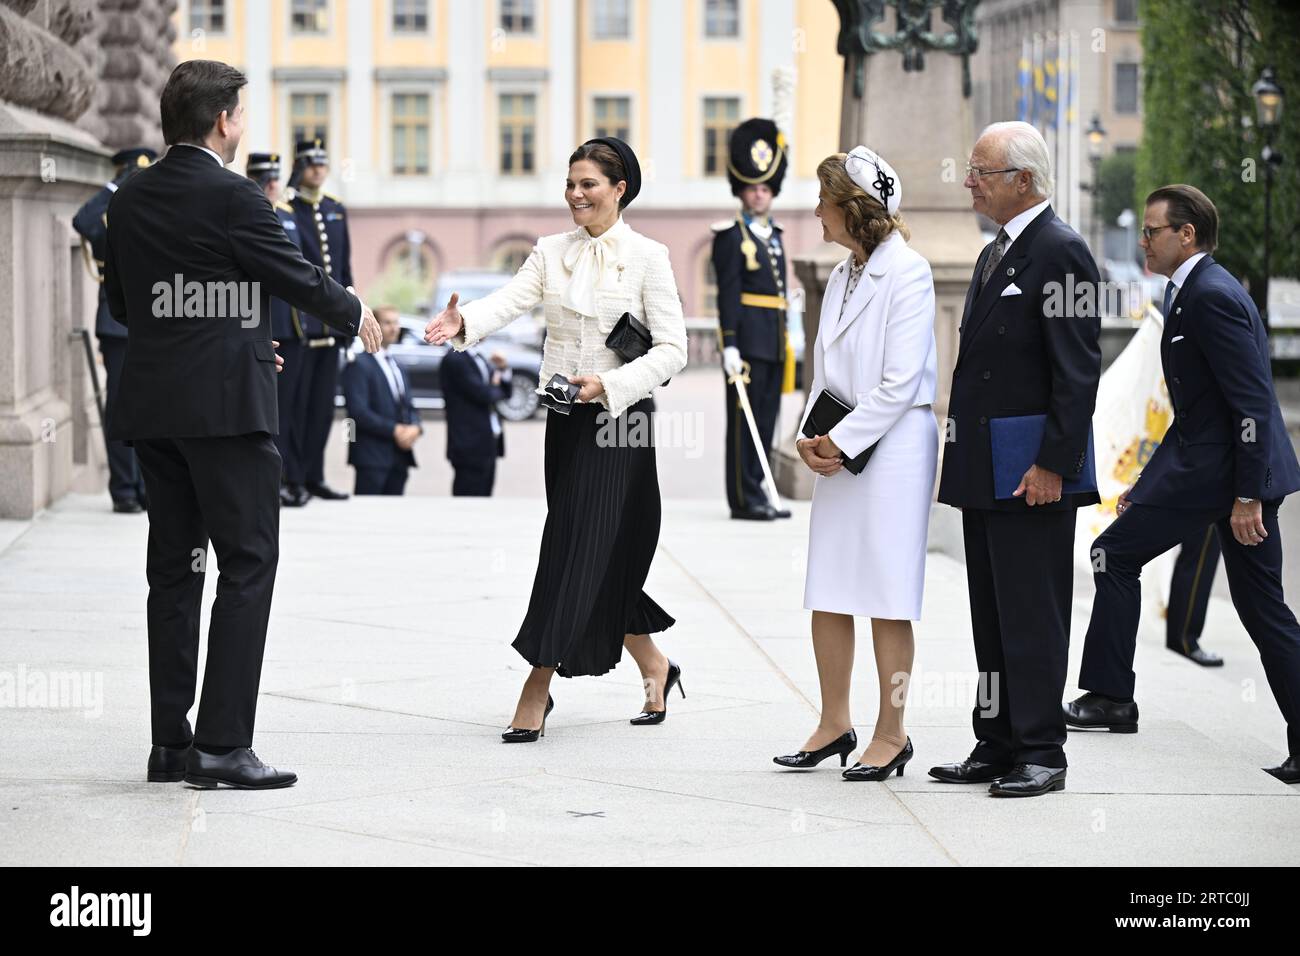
[
  {"x1": 604, "y1": 312, "x2": 671, "y2": 386},
  {"x1": 539, "y1": 373, "x2": 581, "y2": 415},
  {"x1": 800, "y1": 389, "x2": 877, "y2": 475},
  {"x1": 605, "y1": 311, "x2": 651, "y2": 362}
]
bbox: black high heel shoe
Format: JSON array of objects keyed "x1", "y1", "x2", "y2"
[
  {"x1": 502, "y1": 694, "x2": 554, "y2": 743},
  {"x1": 842, "y1": 737, "x2": 913, "y2": 781},
  {"x1": 773, "y1": 729, "x2": 858, "y2": 769},
  {"x1": 630, "y1": 660, "x2": 685, "y2": 725}
]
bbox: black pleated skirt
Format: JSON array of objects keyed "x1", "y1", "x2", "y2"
[{"x1": 512, "y1": 396, "x2": 675, "y2": 677}]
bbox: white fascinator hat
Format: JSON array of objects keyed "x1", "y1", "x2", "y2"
[{"x1": 844, "y1": 145, "x2": 901, "y2": 216}]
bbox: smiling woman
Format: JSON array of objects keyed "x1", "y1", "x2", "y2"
[{"x1": 422, "y1": 136, "x2": 690, "y2": 741}]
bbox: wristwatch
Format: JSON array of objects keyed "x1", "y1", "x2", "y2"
[{"x1": 1237, "y1": 496, "x2": 1256, "y2": 504}]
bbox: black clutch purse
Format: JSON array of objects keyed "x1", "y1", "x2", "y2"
[
  {"x1": 605, "y1": 312, "x2": 670, "y2": 386},
  {"x1": 539, "y1": 373, "x2": 581, "y2": 414},
  {"x1": 800, "y1": 389, "x2": 877, "y2": 475},
  {"x1": 605, "y1": 311, "x2": 651, "y2": 362}
]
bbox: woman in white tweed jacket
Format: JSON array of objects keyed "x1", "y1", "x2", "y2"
[{"x1": 426, "y1": 138, "x2": 689, "y2": 741}]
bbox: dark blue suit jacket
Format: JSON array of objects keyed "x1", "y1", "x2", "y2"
[
  {"x1": 341, "y1": 352, "x2": 419, "y2": 470},
  {"x1": 441, "y1": 349, "x2": 508, "y2": 464},
  {"x1": 1130, "y1": 255, "x2": 1300, "y2": 509}
]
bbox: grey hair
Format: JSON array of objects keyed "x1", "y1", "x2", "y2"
[{"x1": 981, "y1": 121, "x2": 1054, "y2": 199}]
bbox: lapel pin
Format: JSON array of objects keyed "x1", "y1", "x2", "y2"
[{"x1": 1006, "y1": 267, "x2": 1015, "y2": 277}]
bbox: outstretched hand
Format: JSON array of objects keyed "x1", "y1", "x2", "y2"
[
  {"x1": 347, "y1": 286, "x2": 382, "y2": 353},
  {"x1": 425, "y1": 293, "x2": 463, "y2": 345}
]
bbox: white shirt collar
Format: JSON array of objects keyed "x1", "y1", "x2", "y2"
[
  {"x1": 173, "y1": 143, "x2": 225, "y2": 167},
  {"x1": 1000, "y1": 198, "x2": 1052, "y2": 245},
  {"x1": 1168, "y1": 251, "x2": 1208, "y2": 291}
]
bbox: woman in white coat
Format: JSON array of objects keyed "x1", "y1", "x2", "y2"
[{"x1": 773, "y1": 146, "x2": 939, "y2": 780}]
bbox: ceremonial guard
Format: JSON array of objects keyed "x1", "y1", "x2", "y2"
[
  {"x1": 288, "y1": 137, "x2": 353, "y2": 501},
  {"x1": 247, "y1": 152, "x2": 310, "y2": 507},
  {"x1": 72, "y1": 147, "x2": 156, "y2": 513},
  {"x1": 712, "y1": 118, "x2": 794, "y2": 521}
]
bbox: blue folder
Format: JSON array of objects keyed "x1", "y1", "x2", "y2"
[{"x1": 989, "y1": 414, "x2": 1097, "y2": 500}]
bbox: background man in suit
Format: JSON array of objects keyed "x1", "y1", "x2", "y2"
[
  {"x1": 341, "y1": 306, "x2": 421, "y2": 495},
  {"x1": 1065, "y1": 185, "x2": 1300, "y2": 784},
  {"x1": 930, "y1": 121, "x2": 1102, "y2": 798},
  {"x1": 246, "y1": 151, "x2": 311, "y2": 508},
  {"x1": 105, "y1": 59, "x2": 380, "y2": 789},
  {"x1": 1166, "y1": 525, "x2": 1224, "y2": 666},
  {"x1": 712, "y1": 118, "x2": 792, "y2": 521},
  {"x1": 72, "y1": 147, "x2": 156, "y2": 514},
  {"x1": 441, "y1": 342, "x2": 510, "y2": 496},
  {"x1": 288, "y1": 138, "x2": 354, "y2": 502}
]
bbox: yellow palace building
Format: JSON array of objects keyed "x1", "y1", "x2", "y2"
[{"x1": 173, "y1": 0, "x2": 844, "y2": 314}]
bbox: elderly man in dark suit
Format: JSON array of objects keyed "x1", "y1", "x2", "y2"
[
  {"x1": 1065, "y1": 185, "x2": 1300, "y2": 784},
  {"x1": 105, "y1": 60, "x2": 380, "y2": 789},
  {"x1": 929, "y1": 121, "x2": 1102, "y2": 797},
  {"x1": 341, "y1": 306, "x2": 422, "y2": 495}
]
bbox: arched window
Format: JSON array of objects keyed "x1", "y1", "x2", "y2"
[{"x1": 490, "y1": 238, "x2": 534, "y2": 275}]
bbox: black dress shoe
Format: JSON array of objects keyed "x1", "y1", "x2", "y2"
[
  {"x1": 146, "y1": 743, "x2": 191, "y2": 782},
  {"x1": 503, "y1": 694, "x2": 554, "y2": 743},
  {"x1": 630, "y1": 660, "x2": 685, "y2": 725},
  {"x1": 731, "y1": 506, "x2": 776, "y2": 521},
  {"x1": 843, "y1": 737, "x2": 914, "y2": 781},
  {"x1": 1063, "y1": 691, "x2": 1139, "y2": 733},
  {"x1": 281, "y1": 483, "x2": 310, "y2": 507},
  {"x1": 774, "y1": 729, "x2": 858, "y2": 769},
  {"x1": 989, "y1": 764, "x2": 1066, "y2": 797},
  {"x1": 928, "y1": 757, "x2": 1013, "y2": 783},
  {"x1": 1167, "y1": 643, "x2": 1224, "y2": 667},
  {"x1": 1263, "y1": 755, "x2": 1300, "y2": 784},
  {"x1": 183, "y1": 747, "x2": 297, "y2": 789},
  {"x1": 112, "y1": 499, "x2": 144, "y2": 514},
  {"x1": 770, "y1": 506, "x2": 792, "y2": 519},
  {"x1": 305, "y1": 481, "x2": 349, "y2": 500}
]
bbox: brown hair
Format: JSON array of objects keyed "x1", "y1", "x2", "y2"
[
  {"x1": 568, "y1": 141, "x2": 628, "y2": 208},
  {"x1": 161, "y1": 59, "x2": 247, "y2": 146},
  {"x1": 816, "y1": 153, "x2": 909, "y2": 259},
  {"x1": 1145, "y1": 184, "x2": 1218, "y2": 252}
]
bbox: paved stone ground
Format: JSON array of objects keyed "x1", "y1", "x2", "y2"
[{"x1": 1, "y1": 485, "x2": 1297, "y2": 866}]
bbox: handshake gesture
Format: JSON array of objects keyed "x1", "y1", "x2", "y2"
[
  {"x1": 350, "y1": 286, "x2": 383, "y2": 353},
  {"x1": 424, "y1": 293, "x2": 464, "y2": 345}
]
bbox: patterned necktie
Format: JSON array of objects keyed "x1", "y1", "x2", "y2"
[{"x1": 980, "y1": 228, "x2": 1009, "y2": 291}]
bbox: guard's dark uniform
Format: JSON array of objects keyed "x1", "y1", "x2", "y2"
[
  {"x1": 713, "y1": 118, "x2": 790, "y2": 519},
  {"x1": 246, "y1": 151, "x2": 308, "y2": 503},
  {"x1": 288, "y1": 138, "x2": 354, "y2": 499},
  {"x1": 71, "y1": 147, "x2": 156, "y2": 512}
]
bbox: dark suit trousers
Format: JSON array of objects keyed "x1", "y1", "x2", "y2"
[
  {"x1": 724, "y1": 357, "x2": 780, "y2": 511},
  {"x1": 1167, "y1": 524, "x2": 1221, "y2": 651},
  {"x1": 964, "y1": 508, "x2": 1077, "y2": 768},
  {"x1": 355, "y1": 463, "x2": 409, "y2": 495},
  {"x1": 1079, "y1": 500, "x2": 1300, "y2": 753},
  {"x1": 297, "y1": 345, "x2": 341, "y2": 485},
  {"x1": 452, "y1": 457, "x2": 496, "y2": 496},
  {"x1": 273, "y1": 339, "x2": 307, "y2": 483},
  {"x1": 133, "y1": 433, "x2": 281, "y2": 749},
  {"x1": 99, "y1": 337, "x2": 145, "y2": 504}
]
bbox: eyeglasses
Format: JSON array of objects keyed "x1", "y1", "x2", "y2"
[
  {"x1": 965, "y1": 164, "x2": 1020, "y2": 179},
  {"x1": 1140, "y1": 224, "x2": 1179, "y2": 241}
]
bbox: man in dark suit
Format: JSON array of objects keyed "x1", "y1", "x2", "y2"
[
  {"x1": 712, "y1": 117, "x2": 792, "y2": 521},
  {"x1": 930, "y1": 121, "x2": 1102, "y2": 797},
  {"x1": 104, "y1": 60, "x2": 381, "y2": 789},
  {"x1": 1065, "y1": 185, "x2": 1300, "y2": 784},
  {"x1": 1166, "y1": 525, "x2": 1224, "y2": 666},
  {"x1": 288, "y1": 138, "x2": 354, "y2": 502},
  {"x1": 341, "y1": 306, "x2": 422, "y2": 495},
  {"x1": 441, "y1": 344, "x2": 510, "y2": 496},
  {"x1": 72, "y1": 147, "x2": 156, "y2": 514}
]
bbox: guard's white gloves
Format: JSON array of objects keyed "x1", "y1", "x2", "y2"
[{"x1": 722, "y1": 346, "x2": 743, "y2": 377}]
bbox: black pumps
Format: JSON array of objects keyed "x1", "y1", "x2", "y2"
[
  {"x1": 630, "y1": 660, "x2": 685, "y2": 725},
  {"x1": 773, "y1": 729, "x2": 858, "y2": 769},
  {"x1": 502, "y1": 694, "x2": 554, "y2": 743},
  {"x1": 842, "y1": 737, "x2": 913, "y2": 781}
]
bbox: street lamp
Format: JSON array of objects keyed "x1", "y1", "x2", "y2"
[
  {"x1": 1086, "y1": 113, "x2": 1107, "y2": 258},
  {"x1": 1252, "y1": 66, "x2": 1285, "y2": 331}
]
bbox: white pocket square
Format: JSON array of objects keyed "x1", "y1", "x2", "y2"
[
  {"x1": 1000, "y1": 283, "x2": 1022, "y2": 297},
  {"x1": 1171, "y1": 335, "x2": 1185, "y2": 343}
]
